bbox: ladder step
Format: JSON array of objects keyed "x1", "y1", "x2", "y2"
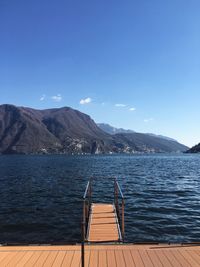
[{"x1": 87, "y1": 203, "x2": 121, "y2": 242}]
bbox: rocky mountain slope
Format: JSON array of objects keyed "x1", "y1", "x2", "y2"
[
  {"x1": 0, "y1": 104, "x2": 114, "y2": 154},
  {"x1": 0, "y1": 104, "x2": 188, "y2": 154},
  {"x1": 114, "y1": 133, "x2": 188, "y2": 153},
  {"x1": 98, "y1": 123, "x2": 177, "y2": 142},
  {"x1": 186, "y1": 143, "x2": 200, "y2": 153}
]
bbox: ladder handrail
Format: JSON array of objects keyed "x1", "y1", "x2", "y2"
[
  {"x1": 82, "y1": 178, "x2": 125, "y2": 242},
  {"x1": 82, "y1": 178, "x2": 92, "y2": 241},
  {"x1": 115, "y1": 180, "x2": 124, "y2": 199},
  {"x1": 114, "y1": 178, "x2": 125, "y2": 241},
  {"x1": 83, "y1": 181, "x2": 90, "y2": 199}
]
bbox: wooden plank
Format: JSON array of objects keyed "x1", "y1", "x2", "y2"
[
  {"x1": 34, "y1": 251, "x2": 50, "y2": 267},
  {"x1": 92, "y1": 214, "x2": 114, "y2": 218},
  {"x1": 52, "y1": 251, "x2": 66, "y2": 267},
  {"x1": 139, "y1": 250, "x2": 154, "y2": 267},
  {"x1": 195, "y1": 249, "x2": 200, "y2": 255},
  {"x1": 123, "y1": 249, "x2": 136, "y2": 267},
  {"x1": 89, "y1": 226, "x2": 118, "y2": 230},
  {"x1": 130, "y1": 250, "x2": 145, "y2": 267},
  {"x1": 179, "y1": 250, "x2": 200, "y2": 267},
  {"x1": 0, "y1": 244, "x2": 200, "y2": 267},
  {"x1": 70, "y1": 251, "x2": 81, "y2": 267},
  {"x1": 90, "y1": 223, "x2": 117, "y2": 227},
  {"x1": 90, "y1": 233, "x2": 118, "y2": 237},
  {"x1": 61, "y1": 251, "x2": 74, "y2": 267},
  {"x1": 89, "y1": 235, "x2": 118, "y2": 238},
  {"x1": 83, "y1": 250, "x2": 90, "y2": 267},
  {"x1": 154, "y1": 250, "x2": 173, "y2": 267},
  {"x1": 115, "y1": 250, "x2": 126, "y2": 267},
  {"x1": 107, "y1": 250, "x2": 116, "y2": 267},
  {"x1": 7, "y1": 251, "x2": 26, "y2": 267},
  {"x1": 89, "y1": 234, "x2": 118, "y2": 238},
  {"x1": 90, "y1": 230, "x2": 118, "y2": 233},
  {"x1": 89, "y1": 250, "x2": 98, "y2": 267},
  {"x1": 163, "y1": 250, "x2": 182, "y2": 267},
  {"x1": 90, "y1": 234, "x2": 118, "y2": 238},
  {"x1": 90, "y1": 229, "x2": 118, "y2": 232},
  {"x1": 0, "y1": 251, "x2": 18, "y2": 266},
  {"x1": 92, "y1": 204, "x2": 113, "y2": 209},
  {"x1": 0, "y1": 252, "x2": 11, "y2": 264},
  {"x1": 91, "y1": 218, "x2": 116, "y2": 224},
  {"x1": 172, "y1": 250, "x2": 191, "y2": 267},
  {"x1": 24, "y1": 251, "x2": 42, "y2": 267},
  {"x1": 88, "y1": 203, "x2": 120, "y2": 242},
  {"x1": 186, "y1": 250, "x2": 200, "y2": 266},
  {"x1": 42, "y1": 251, "x2": 58, "y2": 267},
  {"x1": 147, "y1": 250, "x2": 163, "y2": 267},
  {"x1": 98, "y1": 250, "x2": 107, "y2": 267},
  {"x1": 90, "y1": 239, "x2": 118, "y2": 242},
  {"x1": 89, "y1": 234, "x2": 118, "y2": 237},
  {"x1": 16, "y1": 252, "x2": 34, "y2": 267}
]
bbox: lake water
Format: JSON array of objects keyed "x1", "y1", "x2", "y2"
[{"x1": 0, "y1": 154, "x2": 200, "y2": 244}]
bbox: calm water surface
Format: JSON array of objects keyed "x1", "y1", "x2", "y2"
[{"x1": 0, "y1": 154, "x2": 200, "y2": 244}]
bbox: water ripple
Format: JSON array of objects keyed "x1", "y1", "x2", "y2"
[{"x1": 0, "y1": 154, "x2": 200, "y2": 243}]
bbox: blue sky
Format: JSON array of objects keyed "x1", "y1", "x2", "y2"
[{"x1": 0, "y1": 0, "x2": 200, "y2": 147}]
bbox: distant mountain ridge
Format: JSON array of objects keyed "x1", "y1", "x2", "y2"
[
  {"x1": 97, "y1": 123, "x2": 177, "y2": 142},
  {"x1": 145, "y1": 133, "x2": 177, "y2": 142},
  {"x1": 186, "y1": 143, "x2": 200, "y2": 153},
  {"x1": 113, "y1": 132, "x2": 187, "y2": 153},
  {"x1": 97, "y1": 123, "x2": 135, "y2": 134},
  {"x1": 0, "y1": 104, "x2": 188, "y2": 154}
]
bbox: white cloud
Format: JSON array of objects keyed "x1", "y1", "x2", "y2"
[
  {"x1": 129, "y1": 107, "x2": 136, "y2": 111},
  {"x1": 51, "y1": 94, "x2": 62, "y2": 102},
  {"x1": 144, "y1": 118, "x2": 154, "y2": 123},
  {"x1": 40, "y1": 94, "x2": 46, "y2": 101},
  {"x1": 115, "y1": 104, "x2": 126, "y2": 107},
  {"x1": 80, "y1": 97, "x2": 92, "y2": 105}
]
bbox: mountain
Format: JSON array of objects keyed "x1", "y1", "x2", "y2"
[
  {"x1": 0, "y1": 105, "x2": 60, "y2": 154},
  {"x1": 97, "y1": 123, "x2": 134, "y2": 135},
  {"x1": 146, "y1": 133, "x2": 177, "y2": 142},
  {"x1": 186, "y1": 143, "x2": 200, "y2": 153},
  {"x1": 98, "y1": 123, "x2": 177, "y2": 142},
  {"x1": 0, "y1": 104, "x2": 188, "y2": 154},
  {"x1": 114, "y1": 133, "x2": 188, "y2": 153},
  {"x1": 0, "y1": 104, "x2": 113, "y2": 154}
]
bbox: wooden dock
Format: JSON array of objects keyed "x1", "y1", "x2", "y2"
[
  {"x1": 87, "y1": 203, "x2": 121, "y2": 242},
  {"x1": 1, "y1": 244, "x2": 200, "y2": 266},
  {"x1": 83, "y1": 178, "x2": 124, "y2": 243},
  {"x1": 2, "y1": 179, "x2": 199, "y2": 266}
]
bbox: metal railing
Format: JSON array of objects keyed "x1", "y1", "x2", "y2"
[
  {"x1": 114, "y1": 178, "x2": 125, "y2": 241},
  {"x1": 81, "y1": 177, "x2": 124, "y2": 267},
  {"x1": 82, "y1": 178, "x2": 92, "y2": 267},
  {"x1": 82, "y1": 178, "x2": 92, "y2": 241}
]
